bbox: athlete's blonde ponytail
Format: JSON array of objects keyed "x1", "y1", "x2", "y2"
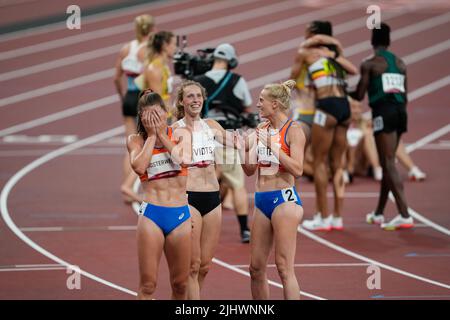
[{"x1": 135, "y1": 14, "x2": 154, "y2": 42}]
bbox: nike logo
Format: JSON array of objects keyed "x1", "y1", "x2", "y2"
[
  {"x1": 178, "y1": 213, "x2": 185, "y2": 220},
  {"x1": 273, "y1": 198, "x2": 279, "y2": 204}
]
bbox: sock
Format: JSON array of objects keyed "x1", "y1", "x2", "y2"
[{"x1": 237, "y1": 215, "x2": 249, "y2": 232}]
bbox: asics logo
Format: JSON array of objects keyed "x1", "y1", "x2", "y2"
[
  {"x1": 273, "y1": 198, "x2": 279, "y2": 204},
  {"x1": 178, "y1": 213, "x2": 185, "y2": 220}
]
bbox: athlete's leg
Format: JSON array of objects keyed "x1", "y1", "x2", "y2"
[
  {"x1": 271, "y1": 202, "x2": 303, "y2": 299},
  {"x1": 187, "y1": 207, "x2": 202, "y2": 300},
  {"x1": 249, "y1": 208, "x2": 273, "y2": 300},
  {"x1": 329, "y1": 122, "x2": 349, "y2": 217},
  {"x1": 164, "y1": 218, "x2": 192, "y2": 300},
  {"x1": 198, "y1": 205, "x2": 222, "y2": 290},
  {"x1": 136, "y1": 215, "x2": 165, "y2": 299},
  {"x1": 311, "y1": 112, "x2": 337, "y2": 218},
  {"x1": 375, "y1": 132, "x2": 409, "y2": 217}
]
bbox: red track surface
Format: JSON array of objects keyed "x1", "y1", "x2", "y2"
[{"x1": 0, "y1": 0, "x2": 449, "y2": 300}]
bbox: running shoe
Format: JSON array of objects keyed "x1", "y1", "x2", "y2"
[
  {"x1": 366, "y1": 211, "x2": 385, "y2": 225},
  {"x1": 408, "y1": 166, "x2": 426, "y2": 181},
  {"x1": 330, "y1": 216, "x2": 344, "y2": 230},
  {"x1": 302, "y1": 213, "x2": 331, "y2": 231},
  {"x1": 374, "y1": 166, "x2": 383, "y2": 181},
  {"x1": 381, "y1": 215, "x2": 414, "y2": 231},
  {"x1": 241, "y1": 230, "x2": 251, "y2": 243}
]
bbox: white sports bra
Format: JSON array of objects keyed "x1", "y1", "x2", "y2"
[
  {"x1": 176, "y1": 118, "x2": 216, "y2": 167},
  {"x1": 121, "y1": 40, "x2": 145, "y2": 76}
]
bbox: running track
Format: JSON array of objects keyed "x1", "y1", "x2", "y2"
[{"x1": 0, "y1": 0, "x2": 449, "y2": 300}]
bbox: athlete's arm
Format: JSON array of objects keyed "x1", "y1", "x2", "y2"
[
  {"x1": 290, "y1": 48, "x2": 307, "y2": 80},
  {"x1": 350, "y1": 60, "x2": 371, "y2": 101},
  {"x1": 205, "y1": 119, "x2": 238, "y2": 149},
  {"x1": 241, "y1": 130, "x2": 258, "y2": 176},
  {"x1": 127, "y1": 133, "x2": 156, "y2": 176},
  {"x1": 153, "y1": 109, "x2": 192, "y2": 166},
  {"x1": 259, "y1": 123, "x2": 306, "y2": 178},
  {"x1": 335, "y1": 56, "x2": 358, "y2": 75},
  {"x1": 113, "y1": 44, "x2": 129, "y2": 102}
]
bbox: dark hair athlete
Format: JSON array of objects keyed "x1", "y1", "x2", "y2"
[{"x1": 351, "y1": 22, "x2": 413, "y2": 231}]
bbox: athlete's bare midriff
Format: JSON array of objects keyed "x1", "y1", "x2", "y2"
[
  {"x1": 187, "y1": 165, "x2": 220, "y2": 191},
  {"x1": 256, "y1": 170, "x2": 295, "y2": 192},
  {"x1": 142, "y1": 175, "x2": 188, "y2": 206}
]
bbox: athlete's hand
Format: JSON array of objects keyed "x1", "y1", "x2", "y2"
[
  {"x1": 257, "y1": 128, "x2": 271, "y2": 149},
  {"x1": 151, "y1": 108, "x2": 166, "y2": 136},
  {"x1": 141, "y1": 109, "x2": 156, "y2": 136}
]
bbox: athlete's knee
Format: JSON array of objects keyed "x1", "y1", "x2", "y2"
[
  {"x1": 249, "y1": 262, "x2": 266, "y2": 280},
  {"x1": 139, "y1": 279, "x2": 157, "y2": 297},
  {"x1": 275, "y1": 257, "x2": 293, "y2": 283},
  {"x1": 171, "y1": 277, "x2": 188, "y2": 296},
  {"x1": 199, "y1": 262, "x2": 211, "y2": 279},
  {"x1": 190, "y1": 258, "x2": 201, "y2": 278}
]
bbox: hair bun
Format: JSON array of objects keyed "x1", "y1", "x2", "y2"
[{"x1": 282, "y1": 79, "x2": 296, "y2": 91}]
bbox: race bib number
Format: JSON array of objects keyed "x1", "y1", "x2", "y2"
[
  {"x1": 282, "y1": 187, "x2": 298, "y2": 203},
  {"x1": 313, "y1": 110, "x2": 327, "y2": 127},
  {"x1": 382, "y1": 73, "x2": 405, "y2": 93},
  {"x1": 373, "y1": 116, "x2": 384, "y2": 132}
]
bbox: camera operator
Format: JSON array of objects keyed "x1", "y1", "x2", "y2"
[{"x1": 194, "y1": 43, "x2": 252, "y2": 243}]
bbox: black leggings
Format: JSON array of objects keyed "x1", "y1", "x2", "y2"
[{"x1": 187, "y1": 191, "x2": 221, "y2": 217}]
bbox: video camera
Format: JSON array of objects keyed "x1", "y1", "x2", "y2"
[
  {"x1": 208, "y1": 102, "x2": 260, "y2": 129},
  {"x1": 173, "y1": 35, "x2": 215, "y2": 79}
]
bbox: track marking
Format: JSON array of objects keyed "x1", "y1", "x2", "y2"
[
  {"x1": 0, "y1": 264, "x2": 66, "y2": 272},
  {"x1": 212, "y1": 258, "x2": 326, "y2": 300},
  {"x1": 0, "y1": 0, "x2": 261, "y2": 60},
  {"x1": 0, "y1": 1, "x2": 355, "y2": 107},
  {"x1": 372, "y1": 294, "x2": 450, "y2": 299},
  {"x1": 0, "y1": 0, "x2": 188, "y2": 43},
  {"x1": 248, "y1": 11, "x2": 450, "y2": 89},
  {"x1": 0, "y1": 125, "x2": 324, "y2": 300},
  {"x1": 232, "y1": 263, "x2": 370, "y2": 268},
  {"x1": 0, "y1": 0, "x2": 358, "y2": 81},
  {"x1": 0, "y1": 126, "x2": 138, "y2": 297},
  {"x1": 299, "y1": 227, "x2": 450, "y2": 289}
]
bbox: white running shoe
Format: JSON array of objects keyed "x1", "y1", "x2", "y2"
[
  {"x1": 381, "y1": 215, "x2": 414, "y2": 231},
  {"x1": 330, "y1": 216, "x2": 344, "y2": 230},
  {"x1": 408, "y1": 166, "x2": 426, "y2": 181},
  {"x1": 366, "y1": 212, "x2": 385, "y2": 225},
  {"x1": 302, "y1": 213, "x2": 331, "y2": 231},
  {"x1": 374, "y1": 167, "x2": 383, "y2": 181}
]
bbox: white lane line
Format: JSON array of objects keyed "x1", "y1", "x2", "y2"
[
  {"x1": 0, "y1": 267, "x2": 66, "y2": 272},
  {"x1": 0, "y1": 0, "x2": 261, "y2": 60},
  {"x1": 248, "y1": 11, "x2": 450, "y2": 90},
  {"x1": 0, "y1": 8, "x2": 432, "y2": 135},
  {"x1": 232, "y1": 263, "x2": 370, "y2": 268},
  {"x1": 0, "y1": 147, "x2": 124, "y2": 157},
  {"x1": 408, "y1": 75, "x2": 450, "y2": 102},
  {"x1": 0, "y1": 0, "x2": 357, "y2": 81},
  {"x1": 0, "y1": 0, "x2": 187, "y2": 43},
  {"x1": 0, "y1": 1, "x2": 353, "y2": 108},
  {"x1": 0, "y1": 126, "x2": 138, "y2": 297},
  {"x1": 0, "y1": 96, "x2": 118, "y2": 137},
  {"x1": 0, "y1": 123, "x2": 325, "y2": 300},
  {"x1": 0, "y1": 69, "x2": 114, "y2": 108},
  {"x1": 212, "y1": 258, "x2": 326, "y2": 300},
  {"x1": 299, "y1": 227, "x2": 450, "y2": 289},
  {"x1": 391, "y1": 124, "x2": 450, "y2": 237}
]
